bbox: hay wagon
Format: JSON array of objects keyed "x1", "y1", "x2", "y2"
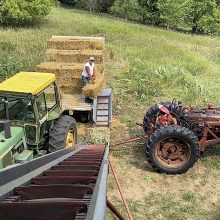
[{"x1": 37, "y1": 36, "x2": 112, "y2": 128}]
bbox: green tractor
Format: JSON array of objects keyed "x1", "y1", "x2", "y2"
[{"x1": 0, "y1": 71, "x2": 77, "y2": 169}]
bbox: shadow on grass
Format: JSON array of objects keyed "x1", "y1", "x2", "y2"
[
  {"x1": 130, "y1": 142, "x2": 156, "y2": 173},
  {"x1": 202, "y1": 144, "x2": 220, "y2": 157},
  {"x1": 121, "y1": 139, "x2": 220, "y2": 173}
]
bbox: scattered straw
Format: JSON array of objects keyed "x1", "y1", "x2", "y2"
[{"x1": 87, "y1": 127, "x2": 110, "y2": 144}]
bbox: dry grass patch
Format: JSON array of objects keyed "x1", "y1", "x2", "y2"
[
  {"x1": 107, "y1": 143, "x2": 220, "y2": 220},
  {"x1": 87, "y1": 127, "x2": 110, "y2": 144}
]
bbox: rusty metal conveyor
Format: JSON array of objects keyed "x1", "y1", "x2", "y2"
[{"x1": 0, "y1": 144, "x2": 109, "y2": 220}]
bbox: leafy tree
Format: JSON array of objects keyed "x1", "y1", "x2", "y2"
[
  {"x1": 66, "y1": 0, "x2": 113, "y2": 12},
  {"x1": 158, "y1": 0, "x2": 220, "y2": 33},
  {"x1": 111, "y1": 0, "x2": 140, "y2": 21},
  {"x1": 59, "y1": 0, "x2": 76, "y2": 5},
  {"x1": 96, "y1": 0, "x2": 114, "y2": 12},
  {"x1": 185, "y1": 0, "x2": 220, "y2": 33},
  {"x1": 157, "y1": 0, "x2": 188, "y2": 28},
  {"x1": 215, "y1": 0, "x2": 220, "y2": 5},
  {"x1": 0, "y1": 0, "x2": 52, "y2": 25},
  {"x1": 138, "y1": 0, "x2": 160, "y2": 25},
  {"x1": 74, "y1": 0, "x2": 92, "y2": 11}
]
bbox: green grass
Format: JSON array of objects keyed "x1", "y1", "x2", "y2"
[{"x1": 1, "y1": 6, "x2": 220, "y2": 220}]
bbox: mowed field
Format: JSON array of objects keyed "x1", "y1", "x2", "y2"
[{"x1": 0, "y1": 6, "x2": 220, "y2": 219}]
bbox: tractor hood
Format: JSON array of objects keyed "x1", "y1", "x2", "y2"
[
  {"x1": 186, "y1": 110, "x2": 220, "y2": 123},
  {"x1": 0, "y1": 127, "x2": 24, "y2": 168}
]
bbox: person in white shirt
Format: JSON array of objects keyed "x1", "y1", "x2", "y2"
[{"x1": 81, "y1": 56, "x2": 95, "y2": 103}]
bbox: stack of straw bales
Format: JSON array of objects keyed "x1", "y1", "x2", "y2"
[{"x1": 36, "y1": 36, "x2": 105, "y2": 97}]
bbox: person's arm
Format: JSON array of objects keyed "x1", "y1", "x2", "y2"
[
  {"x1": 85, "y1": 66, "x2": 95, "y2": 83},
  {"x1": 92, "y1": 67, "x2": 96, "y2": 81}
]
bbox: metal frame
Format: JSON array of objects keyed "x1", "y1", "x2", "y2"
[
  {"x1": 0, "y1": 144, "x2": 85, "y2": 200},
  {"x1": 86, "y1": 145, "x2": 109, "y2": 220},
  {"x1": 0, "y1": 144, "x2": 131, "y2": 220},
  {"x1": 199, "y1": 122, "x2": 220, "y2": 151},
  {"x1": 93, "y1": 88, "x2": 112, "y2": 124},
  {"x1": 0, "y1": 81, "x2": 61, "y2": 147}
]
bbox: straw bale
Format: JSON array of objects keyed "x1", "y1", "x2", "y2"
[
  {"x1": 47, "y1": 39, "x2": 104, "y2": 50},
  {"x1": 86, "y1": 127, "x2": 110, "y2": 144},
  {"x1": 37, "y1": 62, "x2": 82, "y2": 79},
  {"x1": 56, "y1": 77, "x2": 82, "y2": 87},
  {"x1": 46, "y1": 49, "x2": 103, "y2": 64},
  {"x1": 37, "y1": 62, "x2": 103, "y2": 80},
  {"x1": 37, "y1": 36, "x2": 106, "y2": 99},
  {"x1": 59, "y1": 85, "x2": 82, "y2": 95},
  {"x1": 45, "y1": 49, "x2": 58, "y2": 62},
  {"x1": 82, "y1": 75, "x2": 105, "y2": 98},
  {"x1": 51, "y1": 36, "x2": 105, "y2": 41}
]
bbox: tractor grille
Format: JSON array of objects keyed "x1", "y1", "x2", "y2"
[{"x1": 0, "y1": 145, "x2": 107, "y2": 220}]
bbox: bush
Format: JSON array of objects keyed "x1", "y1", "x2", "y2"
[{"x1": 0, "y1": 0, "x2": 52, "y2": 25}]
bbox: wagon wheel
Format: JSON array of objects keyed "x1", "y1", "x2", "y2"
[{"x1": 146, "y1": 125, "x2": 200, "y2": 174}]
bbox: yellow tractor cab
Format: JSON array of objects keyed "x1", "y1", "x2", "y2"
[{"x1": 0, "y1": 72, "x2": 77, "y2": 169}]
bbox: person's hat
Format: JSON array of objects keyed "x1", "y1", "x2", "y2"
[{"x1": 89, "y1": 56, "x2": 95, "y2": 61}]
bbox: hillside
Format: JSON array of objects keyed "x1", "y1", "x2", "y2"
[{"x1": 0, "y1": 6, "x2": 220, "y2": 220}]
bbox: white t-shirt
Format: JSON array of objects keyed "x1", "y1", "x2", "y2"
[{"x1": 82, "y1": 62, "x2": 95, "y2": 77}]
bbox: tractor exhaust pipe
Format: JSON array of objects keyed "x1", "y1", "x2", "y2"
[
  {"x1": 4, "y1": 120, "x2": 11, "y2": 139},
  {"x1": 0, "y1": 98, "x2": 12, "y2": 139},
  {"x1": 0, "y1": 120, "x2": 11, "y2": 139}
]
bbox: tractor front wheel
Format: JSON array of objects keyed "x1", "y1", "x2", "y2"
[
  {"x1": 146, "y1": 125, "x2": 199, "y2": 174},
  {"x1": 49, "y1": 115, "x2": 77, "y2": 152}
]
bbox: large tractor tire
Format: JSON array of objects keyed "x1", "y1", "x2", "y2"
[
  {"x1": 146, "y1": 125, "x2": 200, "y2": 174},
  {"x1": 49, "y1": 115, "x2": 77, "y2": 152}
]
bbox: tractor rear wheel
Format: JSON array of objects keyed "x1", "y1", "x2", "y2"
[
  {"x1": 146, "y1": 125, "x2": 199, "y2": 174},
  {"x1": 49, "y1": 115, "x2": 77, "y2": 152},
  {"x1": 143, "y1": 105, "x2": 159, "y2": 133}
]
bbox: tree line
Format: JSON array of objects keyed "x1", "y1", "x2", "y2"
[
  {"x1": 0, "y1": 0, "x2": 220, "y2": 34},
  {"x1": 60, "y1": 0, "x2": 220, "y2": 34}
]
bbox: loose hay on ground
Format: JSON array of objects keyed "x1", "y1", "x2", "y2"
[{"x1": 86, "y1": 127, "x2": 110, "y2": 144}]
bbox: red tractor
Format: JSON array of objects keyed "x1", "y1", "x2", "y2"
[{"x1": 143, "y1": 99, "x2": 220, "y2": 174}]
